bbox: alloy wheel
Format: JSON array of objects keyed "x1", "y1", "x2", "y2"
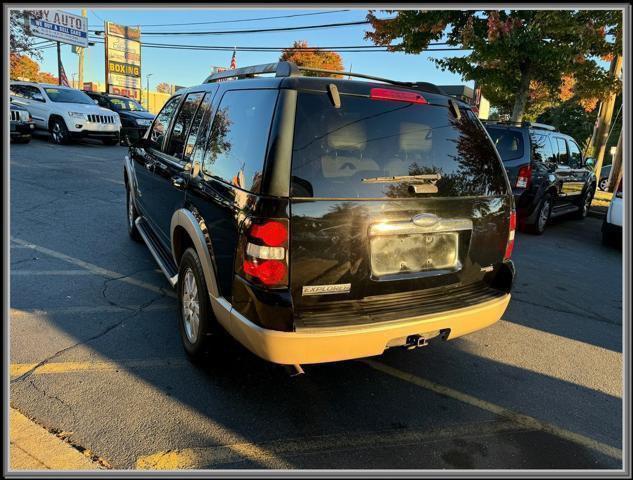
[
  {"x1": 538, "y1": 199, "x2": 551, "y2": 232},
  {"x1": 51, "y1": 122, "x2": 62, "y2": 144},
  {"x1": 181, "y1": 268, "x2": 200, "y2": 344}
]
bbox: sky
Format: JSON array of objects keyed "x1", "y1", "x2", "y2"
[{"x1": 35, "y1": 7, "x2": 474, "y2": 89}]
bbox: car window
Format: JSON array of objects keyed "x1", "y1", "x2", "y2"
[
  {"x1": 109, "y1": 96, "x2": 145, "y2": 112},
  {"x1": 485, "y1": 127, "x2": 524, "y2": 162},
  {"x1": 92, "y1": 95, "x2": 110, "y2": 108},
  {"x1": 165, "y1": 92, "x2": 205, "y2": 160},
  {"x1": 531, "y1": 134, "x2": 556, "y2": 163},
  {"x1": 25, "y1": 86, "x2": 46, "y2": 102},
  {"x1": 10, "y1": 85, "x2": 27, "y2": 98},
  {"x1": 148, "y1": 96, "x2": 181, "y2": 151},
  {"x1": 554, "y1": 137, "x2": 569, "y2": 165},
  {"x1": 291, "y1": 91, "x2": 507, "y2": 198},
  {"x1": 44, "y1": 88, "x2": 93, "y2": 104},
  {"x1": 567, "y1": 139, "x2": 582, "y2": 168},
  {"x1": 201, "y1": 89, "x2": 278, "y2": 193},
  {"x1": 183, "y1": 93, "x2": 213, "y2": 163}
]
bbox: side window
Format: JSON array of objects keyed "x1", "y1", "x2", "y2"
[
  {"x1": 95, "y1": 96, "x2": 110, "y2": 108},
  {"x1": 183, "y1": 93, "x2": 214, "y2": 163},
  {"x1": 10, "y1": 85, "x2": 26, "y2": 98},
  {"x1": 165, "y1": 92, "x2": 205, "y2": 159},
  {"x1": 554, "y1": 137, "x2": 569, "y2": 165},
  {"x1": 201, "y1": 89, "x2": 278, "y2": 192},
  {"x1": 567, "y1": 139, "x2": 582, "y2": 169},
  {"x1": 531, "y1": 134, "x2": 556, "y2": 163},
  {"x1": 25, "y1": 86, "x2": 45, "y2": 102},
  {"x1": 148, "y1": 96, "x2": 181, "y2": 151}
]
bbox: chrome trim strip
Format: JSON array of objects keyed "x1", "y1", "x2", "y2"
[
  {"x1": 135, "y1": 217, "x2": 178, "y2": 287},
  {"x1": 369, "y1": 218, "x2": 473, "y2": 237}
]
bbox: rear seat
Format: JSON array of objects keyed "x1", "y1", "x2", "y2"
[
  {"x1": 321, "y1": 122, "x2": 380, "y2": 178},
  {"x1": 384, "y1": 122, "x2": 433, "y2": 176}
]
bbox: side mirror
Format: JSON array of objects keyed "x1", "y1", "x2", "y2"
[
  {"x1": 93, "y1": 99, "x2": 99, "y2": 105},
  {"x1": 585, "y1": 157, "x2": 595, "y2": 168}
]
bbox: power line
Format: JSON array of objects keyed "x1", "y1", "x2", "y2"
[
  {"x1": 87, "y1": 9, "x2": 351, "y2": 28},
  {"x1": 90, "y1": 20, "x2": 370, "y2": 36}
]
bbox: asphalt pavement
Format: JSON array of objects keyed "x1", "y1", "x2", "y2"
[{"x1": 9, "y1": 135, "x2": 624, "y2": 470}]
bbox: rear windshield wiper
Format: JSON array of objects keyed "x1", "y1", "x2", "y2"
[{"x1": 361, "y1": 174, "x2": 441, "y2": 184}]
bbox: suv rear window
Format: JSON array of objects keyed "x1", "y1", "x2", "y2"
[
  {"x1": 291, "y1": 91, "x2": 507, "y2": 198},
  {"x1": 485, "y1": 127, "x2": 524, "y2": 162}
]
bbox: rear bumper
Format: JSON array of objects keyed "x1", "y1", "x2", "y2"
[{"x1": 213, "y1": 294, "x2": 511, "y2": 365}]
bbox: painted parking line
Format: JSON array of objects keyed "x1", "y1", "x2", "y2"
[
  {"x1": 361, "y1": 359, "x2": 622, "y2": 461},
  {"x1": 135, "y1": 419, "x2": 528, "y2": 469},
  {"x1": 10, "y1": 237, "x2": 176, "y2": 298},
  {"x1": 10, "y1": 358, "x2": 188, "y2": 379}
]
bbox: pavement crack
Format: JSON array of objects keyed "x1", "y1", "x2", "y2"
[
  {"x1": 511, "y1": 296, "x2": 620, "y2": 325},
  {"x1": 27, "y1": 378, "x2": 79, "y2": 427}
]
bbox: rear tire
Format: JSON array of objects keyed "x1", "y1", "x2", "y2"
[
  {"x1": 49, "y1": 118, "x2": 70, "y2": 145},
  {"x1": 572, "y1": 186, "x2": 594, "y2": 220},
  {"x1": 126, "y1": 187, "x2": 142, "y2": 242},
  {"x1": 177, "y1": 248, "x2": 214, "y2": 361},
  {"x1": 599, "y1": 178, "x2": 609, "y2": 192},
  {"x1": 524, "y1": 193, "x2": 552, "y2": 235}
]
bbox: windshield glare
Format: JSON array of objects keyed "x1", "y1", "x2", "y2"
[
  {"x1": 109, "y1": 97, "x2": 145, "y2": 112},
  {"x1": 44, "y1": 88, "x2": 94, "y2": 105}
]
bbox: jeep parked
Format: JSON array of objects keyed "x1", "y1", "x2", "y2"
[
  {"x1": 124, "y1": 62, "x2": 515, "y2": 366},
  {"x1": 10, "y1": 82, "x2": 121, "y2": 145},
  {"x1": 484, "y1": 121, "x2": 596, "y2": 234},
  {"x1": 10, "y1": 103, "x2": 35, "y2": 144}
]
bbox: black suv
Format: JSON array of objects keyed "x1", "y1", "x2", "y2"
[
  {"x1": 484, "y1": 121, "x2": 596, "y2": 234},
  {"x1": 85, "y1": 91, "x2": 155, "y2": 145},
  {"x1": 124, "y1": 62, "x2": 515, "y2": 366},
  {"x1": 10, "y1": 103, "x2": 35, "y2": 143}
]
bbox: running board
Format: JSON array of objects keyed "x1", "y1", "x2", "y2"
[
  {"x1": 135, "y1": 217, "x2": 178, "y2": 287},
  {"x1": 550, "y1": 204, "x2": 580, "y2": 218}
]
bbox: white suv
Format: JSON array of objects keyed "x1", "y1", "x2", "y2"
[{"x1": 10, "y1": 81, "x2": 121, "y2": 145}]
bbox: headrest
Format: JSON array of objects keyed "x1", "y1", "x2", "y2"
[
  {"x1": 326, "y1": 122, "x2": 367, "y2": 151},
  {"x1": 400, "y1": 122, "x2": 432, "y2": 153}
]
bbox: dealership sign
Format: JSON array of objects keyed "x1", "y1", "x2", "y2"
[
  {"x1": 27, "y1": 9, "x2": 88, "y2": 48},
  {"x1": 105, "y1": 21, "x2": 141, "y2": 101}
]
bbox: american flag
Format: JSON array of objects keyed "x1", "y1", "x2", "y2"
[
  {"x1": 59, "y1": 62, "x2": 70, "y2": 87},
  {"x1": 230, "y1": 48, "x2": 237, "y2": 70}
]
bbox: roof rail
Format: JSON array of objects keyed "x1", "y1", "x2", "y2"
[
  {"x1": 481, "y1": 120, "x2": 558, "y2": 132},
  {"x1": 203, "y1": 61, "x2": 443, "y2": 95}
]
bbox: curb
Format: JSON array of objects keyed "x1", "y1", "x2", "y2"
[{"x1": 9, "y1": 408, "x2": 104, "y2": 471}]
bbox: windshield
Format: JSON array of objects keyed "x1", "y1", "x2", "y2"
[
  {"x1": 291, "y1": 91, "x2": 508, "y2": 198},
  {"x1": 44, "y1": 88, "x2": 94, "y2": 104},
  {"x1": 109, "y1": 97, "x2": 145, "y2": 112},
  {"x1": 485, "y1": 127, "x2": 525, "y2": 162}
]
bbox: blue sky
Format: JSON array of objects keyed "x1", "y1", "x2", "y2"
[{"x1": 36, "y1": 8, "x2": 474, "y2": 89}]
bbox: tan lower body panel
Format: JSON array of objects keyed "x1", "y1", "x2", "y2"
[{"x1": 213, "y1": 294, "x2": 511, "y2": 365}]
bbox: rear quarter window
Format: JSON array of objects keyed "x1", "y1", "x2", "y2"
[
  {"x1": 291, "y1": 91, "x2": 508, "y2": 198},
  {"x1": 485, "y1": 127, "x2": 525, "y2": 162}
]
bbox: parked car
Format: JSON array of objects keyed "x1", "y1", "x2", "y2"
[
  {"x1": 10, "y1": 81, "x2": 121, "y2": 145},
  {"x1": 483, "y1": 121, "x2": 596, "y2": 235},
  {"x1": 10, "y1": 103, "x2": 35, "y2": 143},
  {"x1": 84, "y1": 91, "x2": 154, "y2": 145},
  {"x1": 602, "y1": 178, "x2": 623, "y2": 247},
  {"x1": 599, "y1": 164, "x2": 612, "y2": 192},
  {"x1": 124, "y1": 62, "x2": 515, "y2": 367}
]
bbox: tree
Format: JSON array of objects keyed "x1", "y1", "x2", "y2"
[
  {"x1": 365, "y1": 10, "x2": 621, "y2": 121},
  {"x1": 280, "y1": 41, "x2": 344, "y2": 76},
  {"x1": 10, "y1": 10, "x2": 43, "y2": 60},
  {"x1": 155, "y1": 82, "x2": 172, "y2": 94},
  {"x1": 38, "y1": 71, "x2": 58, "y2": 84},
  {"x1": 10, "y1": 53, "x2": 57, "y2": 83},
  {"x1": 537, "y1": 100, "x2": 598, "y2": 150}
]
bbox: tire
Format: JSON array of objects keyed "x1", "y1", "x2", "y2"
[
  {"x1": 599, "y1": 178, "x2": 609, "y2": 192},
  {"x1": 177, "y1": 248, "x2": 215, "y2": 360},
  {"x1": 49, "y1": 118, "x2": 71, "y2": 145},
  {"x1": 126, "y1": 187, "x2": 142, "y2": 242},
  {"x1": 572, "y1": 186, "x2": 594, "y2": 220},
  {"x1": 102, "y1": 137, "x2": 119, "y2": 146},
  {"x1": 524, "y1": 193, "x2": 552, "y2": 235}
]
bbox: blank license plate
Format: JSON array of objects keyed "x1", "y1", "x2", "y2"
[{"x1": 370, "y1": 232, "x2": 459, "y2": 278}]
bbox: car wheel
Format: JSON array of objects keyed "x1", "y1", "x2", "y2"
[
  {"x1": 599, "y1": 178, "x2": 609, "y2": 191},
  {"x1": 178, "y1": 248, "x2": 215, "y2": 360},
  {"x1": 49, "y1": 118, "x2": 70, "y2": 145},
  {"x1": 573, "y1": 187, "x2": 594, "y2": 220},
  {"x1": 126, "y1": 187, "x2": 142, "y2": 242},
  {"x1": 524, "y1": 194, "x2": 552, "y2": 235}
]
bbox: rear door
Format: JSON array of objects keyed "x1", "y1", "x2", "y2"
[
  {"x1": 566, "y1": 137, "x2": 590, "y2": 198},
  {"x1": 552, "y1": 136, "x2": 577, "y2": 205},
  {"x1": 289, "y1": 89, "x2": 512, "y2": 328}
]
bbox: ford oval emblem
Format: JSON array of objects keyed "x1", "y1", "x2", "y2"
[{"x1": 412, "y1": 213, "x2": 439, "y2": 227}]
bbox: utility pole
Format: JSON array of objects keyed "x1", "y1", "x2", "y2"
[
  {"x1": 590, "y1": 54, "x2": 622, "y2": 192},
  {"x1": 607, "y1": 130, "x2": 623, "y2": 192},
  {"x1": 57, "y1": 42, "x2": 62, "y2": 86},
  {"x1": 146, "y1": 73, "x2": 153, "y2": 111},
  {"x1": 78, "y1": 8, "x2": 87, "y2": 90}
]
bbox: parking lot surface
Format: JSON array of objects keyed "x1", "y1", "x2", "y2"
[{"x1": 9, "y1": 136, "x2": 623, "y2": 470}]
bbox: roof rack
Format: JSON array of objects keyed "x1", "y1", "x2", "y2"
[
  {"x1": 204, "y1": 61, "x2": 444, "y2": 95},
  {"x1": 481, "y1": 120, "x2": 558, "y2": 132}
]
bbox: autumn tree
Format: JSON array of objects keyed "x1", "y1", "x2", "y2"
[
  {"x1": 10, "y1": 53, "x2": 57, "y2": 83},
  {"x1": 280, "y1": 41, "x2": 344, "y2": 76},
  {"x1": 365, "y1": 10, "x2": 621, "y2": 121},
  {"x1": 155, "y1": 82, "x2": 172, "y2": 94},
  {"x1": 10, "y1": 10, "x2": 43, "y2": 59}
]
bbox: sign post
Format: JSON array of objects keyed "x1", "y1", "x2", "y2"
[{"x1": 104, "y1": 21, "x2": 142, "y2": 101}]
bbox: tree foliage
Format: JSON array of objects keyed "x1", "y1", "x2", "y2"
[
  {"x1": 10, "y1": 53, "x2": 57, "y2": 83},
  {"x1": 10, "y1": 10, "x2": 43, "y2": 60},
  {"x1": 280, "y1": 41, "x2": 344, "y2": 76},
  {"x1": 537, "y1": 100, "x2": 598, "y2": 150},
  {"x1": 365, "y1": 10, "x2": 622, "y2": 121},
  {"x1": 155, "y1": 82, "x2": 172, "y2": 94}
]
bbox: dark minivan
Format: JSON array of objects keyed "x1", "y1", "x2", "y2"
[
  {"x1": 484, "y1": 121, "x2": 596, "y2": 234},
  {"x1": 124, "y1": 62, "x2": 515, "y2": 367}
]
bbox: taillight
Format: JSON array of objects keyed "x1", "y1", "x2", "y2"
[
  {"x1": 239, "y1": 219, "x2": 289, "y2": 288},
  {"x1": 516, "y1": 164, "x2": 532, "y2": 189},
  {"x1": 504, "y1": 210, "x2": 516, "y2": 260},
  {"x1": 370, "y1": 88, "x2": 427, "y2": 104}
]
